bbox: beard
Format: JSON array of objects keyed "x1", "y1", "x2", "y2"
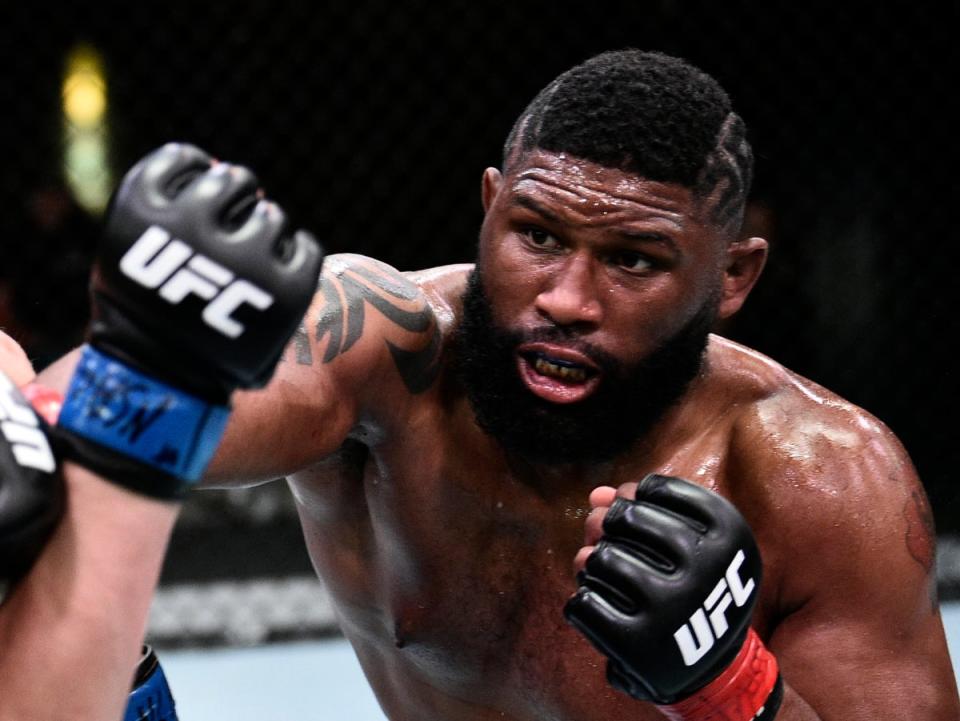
[{"x1": 452, "y1": 269, "x2": 717, "y2": 465}]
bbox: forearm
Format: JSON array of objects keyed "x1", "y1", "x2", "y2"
[
  {"x1": 0, "y1": 463, "x2": 180, "y2": 721},
  {"x1": 653, "y1": 637, "x2": 821, "y2": 721},
  {"x1": 773, "y1": 683, "x2": 821, "y2": 721}
]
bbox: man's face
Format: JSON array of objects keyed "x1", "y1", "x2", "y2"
[{"x1": 455, "y1": 150, "x2": 729, "y2": 464}]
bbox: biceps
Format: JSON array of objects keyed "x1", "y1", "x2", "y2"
[
  {"x1": 306, "y1": 254, "x2": 443, "y2": 394},
  {"x1": 769, "y1": 590, "x2": 958, "y2": 718},
  {"x1": 202, "y1": 255, "x2": 443, "y2": 486},
  {"x1": 203, "y1": 368, "x2": 358, "y2": 487}
]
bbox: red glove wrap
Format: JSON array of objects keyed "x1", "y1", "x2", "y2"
[
  {"x1": 658, "y1": 628, "x2": 781, "y2": 721},
  {"x1": 22, "y1": 384, "x2": 64, "y2": 425}
]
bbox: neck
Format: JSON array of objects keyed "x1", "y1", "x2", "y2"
[{"x1": 503, "y1": 367, "x2": 714, "y2": 497}]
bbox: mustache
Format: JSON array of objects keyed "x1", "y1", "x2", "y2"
[{"x1": 508, "y1": 326, "x2": 621, "y2": 372}]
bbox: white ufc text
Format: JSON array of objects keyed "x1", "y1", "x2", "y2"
[
  {"x1": 0, "y1": 374, "x2": 56, "y2": 473},
  {"x1": 119, "y1": 225, "x2": 274, "y2": 338},
  {"x1": 673, "y1": 549, "x2": 755, "y2": 666}
]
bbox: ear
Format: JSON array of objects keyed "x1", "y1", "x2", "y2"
[
  {"x1": 717, "y1": 236, "x2": 768, "y2": 319},
  {"x1": 481, "y1": 167, "x2": 503, "y2": 213}
]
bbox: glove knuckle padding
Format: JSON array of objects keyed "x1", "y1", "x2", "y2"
[
  {"x1": 584, "y1": 540, "x2": 669, "y2": 605},
  {"x1": 573, "y1": 474, "x2": 765, "y2": 704},
  {"x1": 0, "y1": 373, "x2": 63, "y2": 581},
  {"x1": 564, "y1": 587, "x2": 630, "y2": 656},
  {"x1": 239, "y1": 200, "x2": 286, "y2": 248},
  {"x1": 128, "y1": 143, "x2": 214, "y2": 210},
  {"x1": 56, "y1": 143, "x2": 324, "y2": 497},
  {"x1": 94, "y1": 142, "x2": 323, "y2": 394},
  {"x1": 602, "y1": 498, "x2": 699, "y2": 569}
]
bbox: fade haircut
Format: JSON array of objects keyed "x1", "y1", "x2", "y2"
[{"x1": 503, "y1": 49, "x2": 753, "y2": 236}]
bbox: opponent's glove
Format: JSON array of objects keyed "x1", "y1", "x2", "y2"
[
  {"x1": 564, "y1": 474, "x2": 783, "y2": 721},
  {"x1": 0, "y1": 370, "x2": 63, "y2": 582},
  {"x1": 56, "y1": 143, "x2": 323, "y2": 498}
]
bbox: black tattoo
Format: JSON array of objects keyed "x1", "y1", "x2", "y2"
[
  {"x1": 903, "y1": 489, "x2": 938, "y2": 612},
  {"x1": 291, "y1": 259, "x2": 441, "y2": 394},
  {"x1": 904, "y1": 489, "x2": 936, "y2": 573},
  {"x1": 289, "y1": 322, "x2": 313, "y2": 365}
]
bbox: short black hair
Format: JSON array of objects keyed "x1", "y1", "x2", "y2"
[{"x1": 503, "y1": 49, "x2": 753, "y2": 235}]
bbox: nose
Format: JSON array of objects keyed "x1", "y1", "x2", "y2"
[{"x1": 534, "y1": 253, "x2": 603, "y2": 328}]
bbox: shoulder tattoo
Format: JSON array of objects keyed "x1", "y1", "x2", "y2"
[
  {"x1": 904, "y1": 489, "x2": 936, "y2": 573},
  {"x1": 287, "y1": 259, "x2": 441, "y2": 394},
  {"x1": 903, "y1": 488, "x2": 938, "y2": 611}
]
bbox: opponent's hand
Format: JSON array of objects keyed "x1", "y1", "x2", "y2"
[
  {"x1": 0, "y1": 369, "x2": 63, "y2": 583},
  {"x1": 564, "y1": 474, "x2": 783, "y2": 720},
  {"x1": 56, "y1": 143, "x2": 324, "y2": 498}
]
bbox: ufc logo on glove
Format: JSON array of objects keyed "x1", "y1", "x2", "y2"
[
  {"x1": 674, "y1": 549, "x2": 756, "y2": 666},
  {"x1": 0, "y1": 373, "x2": 56, "y2": 473},
  {"x1": 120, "y1": 225, "x2": 274, "y2": 338}
]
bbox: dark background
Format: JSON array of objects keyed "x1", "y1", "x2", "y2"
[{"x1": 1, "y1": 2, "x2": 955, "y2": 542}]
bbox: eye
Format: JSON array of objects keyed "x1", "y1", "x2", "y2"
[
  {"x1": 609, "y1": 250, "x2": 653, "y2": 272},
  {"x1": 521, "y1": 227, "x2": 562, "y2": 250}
]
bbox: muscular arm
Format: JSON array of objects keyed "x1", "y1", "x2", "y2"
[
  {"x1": 2, "y1": 254, "x2": 453, "y2": 717},
  {"x1": 576, "y1": 414, "x2": 957, "y2": 719},
  {"x1": 204, "y1": 253, "x2": 450, "y2": 486},
  {"x1": 762, "y1": 438, "x2": 958, "y2": 720},
  {"x1": 37, "y1": 254, "x2": 452, "y2": 489}
]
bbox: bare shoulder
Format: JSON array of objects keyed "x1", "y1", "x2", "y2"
[
  {"x1": 403, "y1": 260, "x2": 474, "y2": 333},
  {"x1": 710, "y1": 345, "x2": 957, "y2": 715},
  {"x1": 711, "y1": 336, "x2": 935, "y2": 595},
  {"x1": 209, "y1": 255, "x2": 471, "y2": 484},
  {"x1": 281, "y1": 254, "x2": 470, "y2": 391},
  {"x1": 712, "y1": 335, "x2": 915, "y2": 486}
]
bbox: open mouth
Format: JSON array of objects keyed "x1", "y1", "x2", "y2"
[
  {"x1": 528, "y1": 353, "x2": 595, "y2": 383},
  {"x1": 516, "y1": 344, "x2": 602, "y2": 404}
]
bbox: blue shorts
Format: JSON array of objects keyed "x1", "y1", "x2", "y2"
[{"x1": 124, "y1": 645, "x2": 178, "y2": 721}]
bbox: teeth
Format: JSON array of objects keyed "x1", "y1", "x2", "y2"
[{"x1": 534, "y1": 357, "x2": 588, "y2": 382}]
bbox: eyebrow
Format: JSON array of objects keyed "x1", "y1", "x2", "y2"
[
  {"x1": 511, "y1": 193, "x2": 679, "y2": 253},
  {"x1": 511, "y1": 194, "x2": 563, "y2": 224}
]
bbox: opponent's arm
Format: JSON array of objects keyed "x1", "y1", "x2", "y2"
[
  {"x1": 0, "y1": 342, "x2": 179, "y2": 721},
  {"x1": 1, "y1": 446, "x2": 180, "y2": 721}
]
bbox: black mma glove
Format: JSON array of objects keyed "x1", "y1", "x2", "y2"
[
  {"x1": 564, "y1": 474, "x2": 783, "y2": 721},
  {"x1": 0, "y1": 370, "x2": 63, "y2": 582},
  {"x1": 56, "y1": 143, "x2": 323, "y2": 499}
]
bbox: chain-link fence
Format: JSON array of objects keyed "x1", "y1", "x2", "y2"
[{"x1": 2, "y1": 1, "x2": 956, "y2": 643}]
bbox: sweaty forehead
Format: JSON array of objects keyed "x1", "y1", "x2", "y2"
[{"x1": 505, "y1": 150, "x2": 699, "y2": 229}]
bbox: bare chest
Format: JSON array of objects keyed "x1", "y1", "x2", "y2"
[
  {"x1": 286, "y1": 406, "x2": 776, "y2": 720},
  {"x1": 289, "y1": 430, "x2": 667, "y2": 719}
]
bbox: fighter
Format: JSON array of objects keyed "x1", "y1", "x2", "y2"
[{"x1": 12, "y1": 48, "x2": 960, "y2": 719}]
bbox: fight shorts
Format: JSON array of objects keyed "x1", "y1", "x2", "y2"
[{"x1": 124, "y1": 645, "x2": 178, "y2": 721}]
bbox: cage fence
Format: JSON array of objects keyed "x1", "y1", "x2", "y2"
[{"x1": 0, "y1": 1, "x2": 955, "y2": 647}]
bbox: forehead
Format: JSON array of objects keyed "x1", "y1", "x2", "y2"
[{"x1": 502, "y1": 149, "x2": 701, "y2": 231}]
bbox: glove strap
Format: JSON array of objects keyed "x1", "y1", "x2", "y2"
[
  {"x1": 58, "y1": 345, "x2": 229, "y2": 489},
  {"x1": 658, "y1": 628, "x2": 782, "y2": 721}
]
